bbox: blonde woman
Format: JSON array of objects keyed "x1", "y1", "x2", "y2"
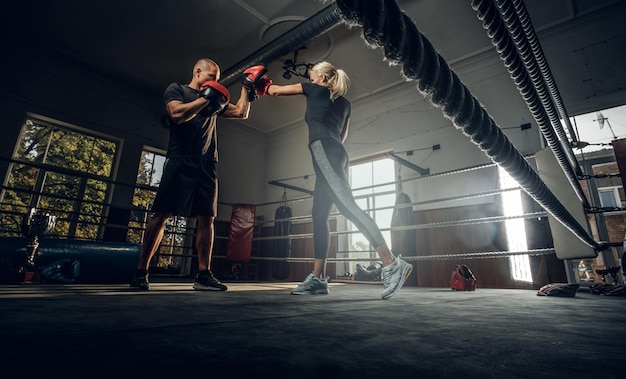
[{"x1": 257, "y1": 62, "x2": 413, "y2": 299}]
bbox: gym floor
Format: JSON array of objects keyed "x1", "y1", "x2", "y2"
[{"x1": 1, "y1": 280, "x2": 623, "y2": 378}]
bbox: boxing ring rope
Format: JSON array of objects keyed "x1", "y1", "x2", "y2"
[
  {"x1": 259, "y1": 155, "x2": 535, "y2": 226},
  {"x1": 214, "y1": 161, "x2": 553, "y2": 263},
  {"x1": 257, "y1": 185, "x2": 527, "y2": 227},
  {"x1": 496, "y1": 0, "x2": 580, "y2": 146},
  {"x1": 249, "y1": 211, "x2": 547, "y2": 243},
  {"x1": 221, "y1": 248, "x2": 556, "y2": 263},
  {"x1": 472, "y1": 0, "x2": 588, "y2": 208},
  {"x1": 328, "y1": 0, "x2": 605, "y2": 252}
]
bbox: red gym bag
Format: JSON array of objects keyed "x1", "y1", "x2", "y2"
[{"x1": 450, "y1": 264, "x2": 477, "y2": 291}]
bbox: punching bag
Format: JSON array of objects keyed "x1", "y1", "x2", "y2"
[
  {"x1": 226, "y1": 204, "x2": 256, "y2": 263},
  {"x1": 391, "y1": 189, "x2": 417, "y2": 285},
  {"x1": 272, "y1": 192, "x2": 292, "y2": 280}
]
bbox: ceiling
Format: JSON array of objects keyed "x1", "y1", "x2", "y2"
[{"x1": 1, "y1": 0, "x2": 625, "y2": 136}]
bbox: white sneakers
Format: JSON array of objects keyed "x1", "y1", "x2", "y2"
[{"x1": 381, "y1": 255, "x2": 413, "y2": 300}]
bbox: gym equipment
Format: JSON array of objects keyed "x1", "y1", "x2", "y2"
[
  {"x1": 0, "y1": 237, "x2": 140, "y2": 284},
  {"x1": 450, "y1": 264, "x2": 477, "y2": 291},
  {"x1": 226, "y1": 204, "x2": 256, "y2": 264}
]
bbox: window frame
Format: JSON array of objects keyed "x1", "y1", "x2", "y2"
[{"x1": 1, "y1": 114, "x2": 121, "y2": 239}]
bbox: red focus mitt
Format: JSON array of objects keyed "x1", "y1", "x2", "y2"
[
  {"x1": 242, "y1": 65, "x2": 267, "y2": 101},
  {"x1": 198, "y1": 80, "x2": 230, "y2": 116},
  {"x1": 242, "y1": 65, "x2": 267, "y2": 87}
]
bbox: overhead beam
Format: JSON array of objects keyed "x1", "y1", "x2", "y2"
[
  {"x1": 386, "y1": 153, "x2": 430, "y2": 176},
  {"x1": 268, "y1": 180, "x2": 314, "y2": 196}
]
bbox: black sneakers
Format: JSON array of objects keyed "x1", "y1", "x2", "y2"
[
  {"x1": 130, "y1": 270, "x2": 227, "y2": 291},
  {"x1": 129, "y1": 271, "x2": 150, "y2": 290},
  {"x1": 193, "y1": 270, "x2": 228, "y2": 291}
]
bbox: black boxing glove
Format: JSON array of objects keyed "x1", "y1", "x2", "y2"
[
  {"x1": 242, "y1": 65, "x2": 267, "y2": 101},
  {"x1": 198, "y1": 80, "x2": 230, "y2": 116}
]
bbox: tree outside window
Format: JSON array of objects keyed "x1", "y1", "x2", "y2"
[{"x1": 0, "y1": 117, "x2": 117, "y2": 239}]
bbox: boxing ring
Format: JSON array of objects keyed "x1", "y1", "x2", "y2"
[
  {"x1": 0, "y1": 0, "x2": 618, "y2": 285},
  {"x1": 210, "y1": 0, "x2": 616, "y2": 285}
]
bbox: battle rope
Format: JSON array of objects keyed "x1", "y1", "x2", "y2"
[{"x1": 332, "y1": 0, "x2": 606, "y2": 251}]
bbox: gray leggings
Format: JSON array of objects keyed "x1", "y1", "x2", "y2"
[{"x1": 309, "y1": 139, "x2": 386, "y2": 259}]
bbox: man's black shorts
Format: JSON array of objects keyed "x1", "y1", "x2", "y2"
[{"x1": 151, "y1": 157, "x2": 217, "y2": 217}]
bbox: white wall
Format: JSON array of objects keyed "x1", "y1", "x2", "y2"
[{"x1": 215, "y1": 120, "x2": 269, "y2": 219}]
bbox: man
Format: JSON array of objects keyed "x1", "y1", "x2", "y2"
[{"x1": 130, "y1": 59, "x2": 263, "y2": 291}]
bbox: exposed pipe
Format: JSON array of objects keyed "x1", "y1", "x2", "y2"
[
  {"x1": 386, "y1": 153, "x2": 430, "y2": 176},
  {"x1": 220, "y1": 3, "x2": 342, "y2": 87}
]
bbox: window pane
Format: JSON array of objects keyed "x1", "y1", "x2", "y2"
[
  {"x1": 38, "y1": 172, "x2": 80, "y2": 238},
  {"x1": 599, "y1": 190, "x2": 618, "y2": 208},
  {"x1": 91, "y1": 138, "x2": 116, "y2": 176},
  {"x1": 1, "y1": 116, "x2": 118, "y2": 239},
  {"x1": 346, "y1": 157, "x2": 396, "y2": 274},
  {"x1": 132, "y1": 147, "x2": 188, "y2": 267},
  {"x1": 76, "y1": 179, "x2": 108, "y2": 239},
  {"x1": 374, "y1": 193, "x2": 395, "y2": 230},
  {"x1": 498, "y1": 166, "x2": 532, "y2": 283},
  {"x1": 372, "y1": 159, "x2": 395, "y2": 192},
  {"x1": 14, "y1": 119, "x2": 51, "y2": 162},
  {"x1": 351, "y1": 162, "x2": 374, "y2": 197},
  {"x1": 16, "y1": 118, "x2": 116, "y2": 176}
]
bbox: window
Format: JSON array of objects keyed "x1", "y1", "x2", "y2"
[
  {"x1": 598, "y1": 187, "x2": 620, "y2": 208},
  {"x1": 498, "y1": 166, "x2": 533, "y2": 283},
  {"x1": 131, "y1": 148, "x2": 166, "y2": 218},
  {"x1": 344, "y1": 157, "x2": 396, "y2": 273},
  {"x1": 130, "y1": 147, "x2": 190, "y2": 273},
  {"x1": 0, "y1": 116, "x2": 118, "y2": 239},
  {"x1": 592, "y1": 162, "x2": 624, "y2": 209}
]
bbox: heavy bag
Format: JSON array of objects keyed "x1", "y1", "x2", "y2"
[
  {"x1": 450, "y1": 264, "x2": 477, "y2": 291},
  {"x1": 226, "y1": 204, "x2": 256, "y2": 263},
  {"x1": 391, "y1": 192, "x2": 417, "y2": 283},
  {"x1": 272, "y1": 194, "x2": 292, "y2": 280}
]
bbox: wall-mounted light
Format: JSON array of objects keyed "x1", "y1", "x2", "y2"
[
  {"x1": 502, "y1": 123, "x2": 532, "y2": 131},
  {"x1": 282, "y1": 47, "x2": 313, "y2": 80}
]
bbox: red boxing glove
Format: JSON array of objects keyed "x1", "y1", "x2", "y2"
[
  {"x1": 255, "y1": 75, "x2": 273, "y2": 96},
  {"x1": 198, "y1": 80, "x2": 230, "y2": 116}
]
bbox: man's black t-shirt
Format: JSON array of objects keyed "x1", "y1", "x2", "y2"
[
  {"x1": 302, "y1": 82, "x2": 351, "y2": 144},
  {"x1": 163, "y1": 83, "x2": 218, "y2": 161}
]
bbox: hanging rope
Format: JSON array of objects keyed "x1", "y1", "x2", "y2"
[{"x1": 332, "y1": 0, "x2": 606, "y2": 251}]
